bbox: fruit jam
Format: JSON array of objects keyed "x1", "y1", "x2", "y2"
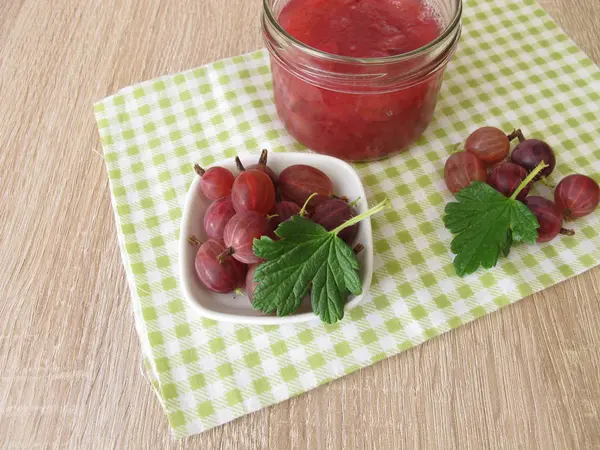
[
  {"x1": 266, "y1": 0, "x2": 458, "y2": 161},
  {"x1": 279, "y1": 0, "x2": 440, "y2": 59}
]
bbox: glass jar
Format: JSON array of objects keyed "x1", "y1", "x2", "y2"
[{"x1": 262, "y1": 0, "x2": 462, "y2": 162}]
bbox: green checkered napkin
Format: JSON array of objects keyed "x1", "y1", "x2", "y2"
[{"x1": 94, "y1": 0, "x2": 600, "y2": 438}]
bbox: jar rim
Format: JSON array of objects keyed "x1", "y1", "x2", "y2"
[{"x1": 262, "y1": 0, "x2": 463, "y2": 65}]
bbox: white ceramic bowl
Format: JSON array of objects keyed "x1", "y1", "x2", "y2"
[{"x1": 179, "y1": 152, "x2": 373, "y2": 324}]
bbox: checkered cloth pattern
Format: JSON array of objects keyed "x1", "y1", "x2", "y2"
[{"x1": 94, "y1": 0, "x2": 600, "y2": 438}]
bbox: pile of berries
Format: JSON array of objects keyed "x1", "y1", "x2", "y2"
[
  {"x1": 190, "y1": 150, "x2": 360, "y2": 301},
  {"x1": 444, "y1": 127, "x2": 600, "y2": 242}
]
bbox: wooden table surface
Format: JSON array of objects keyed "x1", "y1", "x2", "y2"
[{"x1": 1, "y1": 0, "x2": 599, "y2": 448}]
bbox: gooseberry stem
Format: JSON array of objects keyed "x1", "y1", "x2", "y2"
[
  {"x1": 193, "y1": 164, "x2": 205, "y2": 177},
  {"x1": 348, "y1": 197, "x2": 361, "y2": 208},
  {"x1": 216, "y1": 247, "x2": 234, "y2": 263},
  {"x1": 353, "y1": 243, "x2": 364, "y2": 254},
  {"x1": 188, "y1": 236, "x2": 202, "y2": 247},
  {"x1": 333, "y1": 194, "x2": 349, "y2": 202},
  {"x1": 332, "y1": 197, "x2": 390, "y2": 235},
  {"x1": 560, "y1": 228, "x2": 575, "y2": 236},
  {"x1": 258, "y1": 149, "x2": 268, "y2": 166},
  {"x1": 235, "y1": 157, "x2": 245, "y2": 172},
  {"x1": 507, "y1": 129, "x2": 525, "y2": 143},
  {"x1": 510, "y1": 161, "x2": 548, "y2": 201},
  {"x1": 299, "y1": 193, "x2": 318, "y2": 217}
]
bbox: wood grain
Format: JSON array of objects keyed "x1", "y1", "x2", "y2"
[{"x1": 0, "y1": 0, "x2": 598, "y2": 448}]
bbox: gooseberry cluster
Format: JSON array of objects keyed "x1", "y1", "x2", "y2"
[
  {"x1": 190, "y1": 151, "x2": 361, "y2": 302},
  {"x1": 444, "y1": 127, "x2": 599, "y2": 242}
]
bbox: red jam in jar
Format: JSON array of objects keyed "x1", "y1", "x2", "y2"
[
  {"x1": 263, "y1": 0, "x2": 462, "y2": 161},
  {"x1": 279, "y1": 0, "x2": 441, "y2": 58}
]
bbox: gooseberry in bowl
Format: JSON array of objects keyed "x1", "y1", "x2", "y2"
[{"x1": 179, "y1": 152, "x2": 373, "y2": 324}]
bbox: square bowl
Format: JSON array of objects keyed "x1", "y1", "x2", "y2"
[{"x1": 179, "y1": 151, "x2": 373, "y2": 324}]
